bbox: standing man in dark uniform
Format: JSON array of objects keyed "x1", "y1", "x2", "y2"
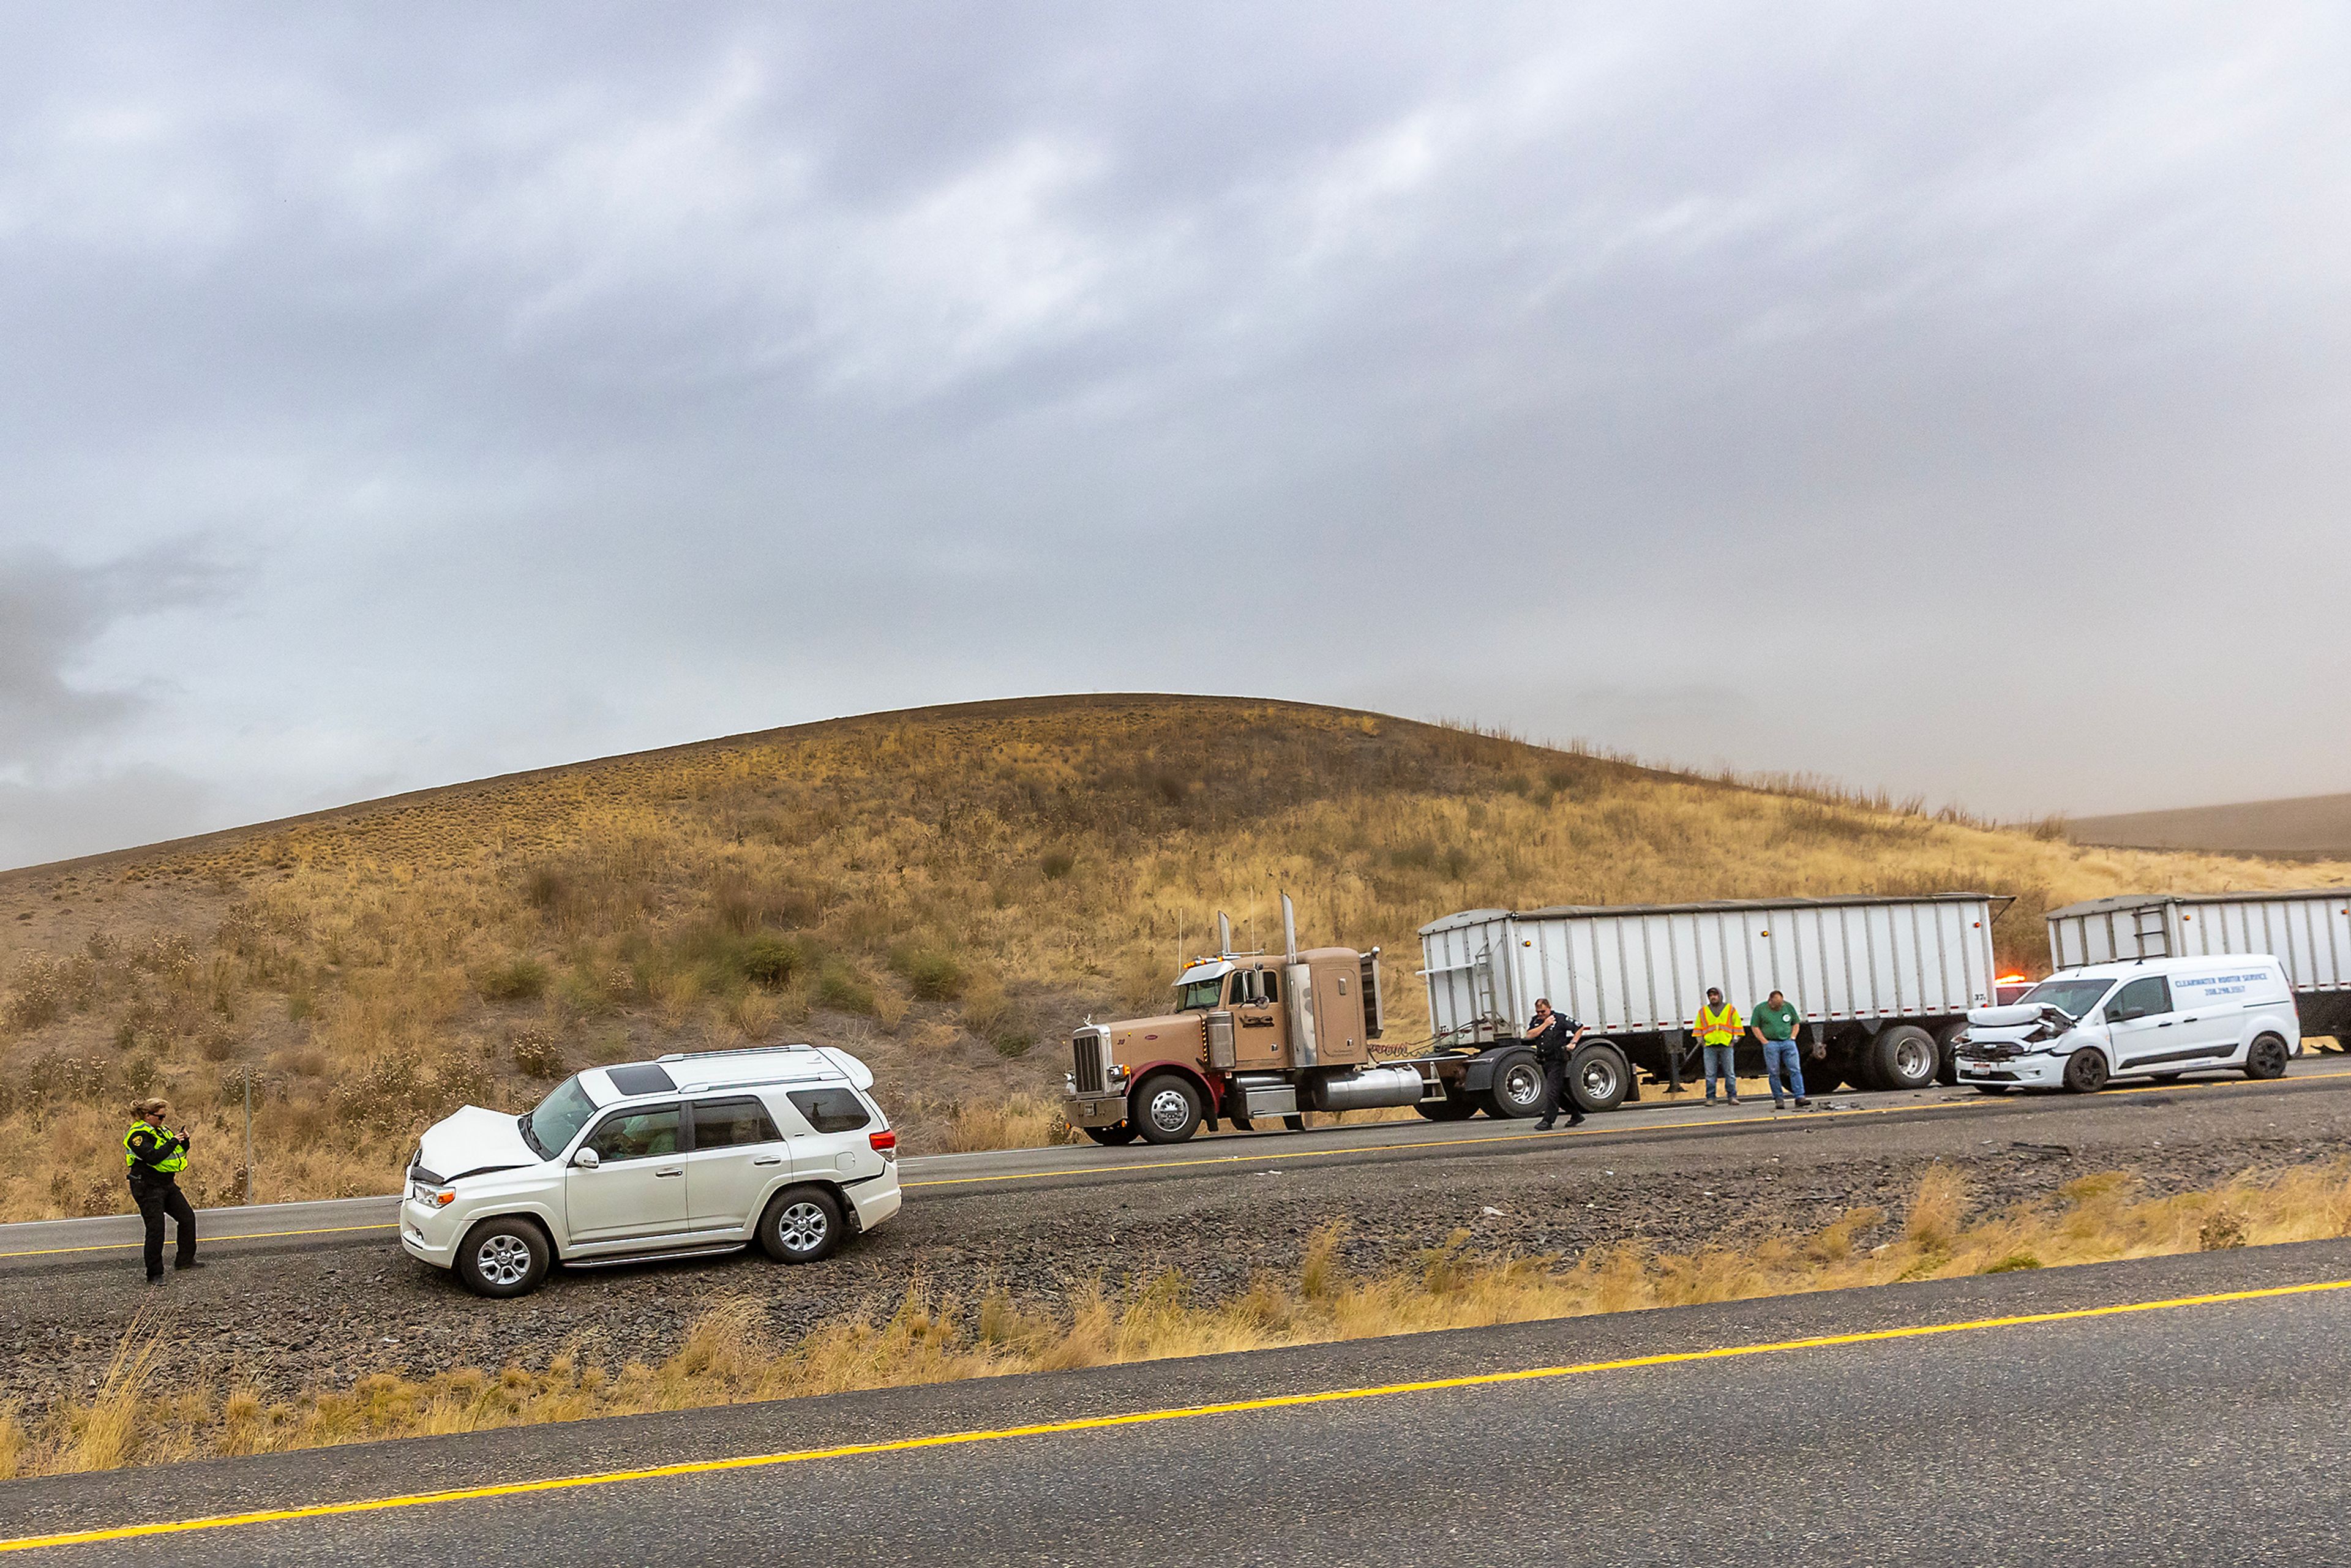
[
  {"x1": 124, "y1": 1097, "x2": 201, "y2": 1283},
  {"x1": 1525, "y1": 998, "x2": 1589, "y2": 1130}
]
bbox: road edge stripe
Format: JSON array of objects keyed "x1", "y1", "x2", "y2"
[{"x1": 7, "y1": 1274, "x2": 2348, "y2": 1552}]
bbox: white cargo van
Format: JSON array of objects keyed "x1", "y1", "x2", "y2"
[{"x1": 1953, "y1": 955, "x2": 2300, "y2": 1093}]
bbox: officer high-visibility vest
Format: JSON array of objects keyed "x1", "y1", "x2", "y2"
[
  {"x1": 1694, "y1": 1003, "x2": 1742, "y2": 1047},
  {"x1": 124, "y1": 1121, "x2": 187, "y2": 1175}
]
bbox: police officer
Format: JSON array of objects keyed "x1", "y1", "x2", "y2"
[
  {"x1": 1525, "y1": 998, "x2": 1589, "y2": 1130},
  {"x1": 124, "y1": 1097, "x2": 201, "y2": 1283}
]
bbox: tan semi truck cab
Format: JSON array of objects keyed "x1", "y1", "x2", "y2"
[{"x1": 1060, "y1": 900, "x2": 1630, "y2": 1143}]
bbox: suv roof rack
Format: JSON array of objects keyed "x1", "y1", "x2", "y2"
[{"x1": 656, "y1": 1044, "x2": 816, "y2": 1063}]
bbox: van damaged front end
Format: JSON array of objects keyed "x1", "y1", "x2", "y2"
[{"x1": 1953, "y1": 1003, "x2": 2081, "y2": 1087}]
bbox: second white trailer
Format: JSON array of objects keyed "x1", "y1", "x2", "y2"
[
  {"x1": 1420, "y1": 894, "x2": 2003, "y2": 1095},
  {"x1": 2047, "y1": 890, "x2": 2351, "y2": 1040}
]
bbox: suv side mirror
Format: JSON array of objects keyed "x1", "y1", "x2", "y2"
[{"x1": 572, "y1": 1147, "x2": 601, "y2": 1170}]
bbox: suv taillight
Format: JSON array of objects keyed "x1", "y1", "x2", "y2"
[{"x1": 869, "y1": 1129, "x2": 897, "y2": 1159}]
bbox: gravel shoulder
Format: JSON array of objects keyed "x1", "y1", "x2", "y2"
[{"x1": 11, "y1": 1082, "x2": 2350, "y2": 1415}]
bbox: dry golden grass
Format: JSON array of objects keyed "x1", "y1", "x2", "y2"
[
  {"x1": 2, "y1": 696, "x2": 2343, "y2": 1220},
  {"x1": 10, "y1": 1161, "x2": 2348, "y2": 1477}
]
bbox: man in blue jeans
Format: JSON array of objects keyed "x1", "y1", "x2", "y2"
[{"x1": 1750, "y1": 989, "x2": 1812, "y2": 1111}]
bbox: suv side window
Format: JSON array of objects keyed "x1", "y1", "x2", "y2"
[
  {"x1": 585, "y1": 1105, "x2": 681, "y2": 1161},
  {"x1": 2107, "y1": 977, "x2": 2172, "y2": 1022},
  {"x1": 693, "y1": 1097, "x2": 782, "y2": 1149},
  {"x1": 787, "y1": 1087, "x2": 872, "y2": 1134}
]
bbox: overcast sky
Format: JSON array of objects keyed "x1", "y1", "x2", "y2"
[{"x1": 3, "y1": 3, "x2": 2346, "y2": 868}]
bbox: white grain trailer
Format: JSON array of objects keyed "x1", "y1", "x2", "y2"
[
  {"x1": 1420, "y1": 895, "x2": 2003, "y2": 1097},
  {"x1": 2047, "y1": 890, "x2": 2351, "y2": 1040}
]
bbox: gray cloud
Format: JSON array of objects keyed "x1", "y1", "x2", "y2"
[
  {"x1": 1, "y1": 2, "x2": 2346, "y2": 866},
  {"x1": 0, "y1": 544, "x2": 220, "y2": 757}
]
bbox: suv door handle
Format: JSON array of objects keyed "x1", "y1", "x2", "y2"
[
  {"x1": 2181, "y1": 1017, "x2": 2199, "y2": 1022},
  {"x1": 654, "y1": 1168, "x2": 683, "y2": 1177},
  {"x1": 752, "y1": 1156, "x2": 782, "y2": 1166}
]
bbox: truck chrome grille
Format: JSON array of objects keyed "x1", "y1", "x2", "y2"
[{"x1": 1071, "y1": 1029, "x2": 1109, "y2": 1093}]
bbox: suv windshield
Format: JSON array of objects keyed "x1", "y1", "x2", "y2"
[
  {"x1": 1174, "y1": 974, "x2": 1227, "y2": 1011},
  {"x1": 2019, "y1": 978, "x2": 2116, "y2": 1021},
  {"x1": 520, "y1": 1075, "x2": 599, "y2": 1158}
]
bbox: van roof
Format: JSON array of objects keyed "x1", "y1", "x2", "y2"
[{"x1": 2051, "y1": 953, "x2": 2284, "y2": 979}]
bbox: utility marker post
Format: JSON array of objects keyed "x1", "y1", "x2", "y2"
[{"x1": 244, "y1": 1066, "x2": 255, "y2": 1207}]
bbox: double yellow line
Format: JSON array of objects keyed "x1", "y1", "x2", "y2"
[{"x1": 6, "y1": 1274, "x2": 2346, "y2": 1553}]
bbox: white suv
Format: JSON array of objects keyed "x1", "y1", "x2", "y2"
[{"x1": 401, "y1": 1044, "x2": 902, "y2": 1297}]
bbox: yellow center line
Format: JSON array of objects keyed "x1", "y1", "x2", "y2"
[{"x1": 6, "y1": 1273, "x2": 2346, "y2": 1554}]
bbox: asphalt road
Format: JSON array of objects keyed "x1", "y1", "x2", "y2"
[
  {"x1": 7, "y1": 1239, "x2": 2349, "y2": 1563},
  {"x1": 10, "y1": 1057, "x2": 2347, "y2": 1272}
]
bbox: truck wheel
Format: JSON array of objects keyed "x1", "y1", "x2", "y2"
[
  {"x1": 1569, "y1": 1042, "x2": 1630, "y2": 1114},
  {"x1": 1132, "y1": 1075, "x2": 1204, "y2": 1143},
  {"x1": 1414, "y1": 1089, "x2": 1477, "y2": 1120},
  {"x1": 2061, "y1": 1049, "x2": 2110, "y2": 1094},
  {"x1": 2244, "y1": 1034, "x2": 2290, "y2": 1081},
  {"x1": 1864, "y1": 1024, "x2": 1938, "y2": 1092},
  {"x1": 1933, "y1": 1022, "x2": 1968, "y2": 1087},
  {"x1": 456, "y1": 1217, "x2": 552, "y2": 1298},
  {"x1": 1082, "y1": 1123, "x2": 1138, "y2": 1146},
  {"x1": 1481, "y1": 1050, "x2": 1546, "y2": 1119},
  {"x1": 758, "y1": 1187, "x2": 845, "y2": 1263}
]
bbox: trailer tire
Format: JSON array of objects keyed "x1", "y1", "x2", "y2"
[
  {"x1": 1934, "y1": 1022, "x2": 1969, "y2": 1087},
  {"x1": 1803, "y1": 1048, "x2": 1843, "y2": 1095},
  {"x1": 1414, "y1": 1090, "x2": 1478, "y2": 1120},
  {"x1": 2061, "y1": 1048, "x2": 2110, "y2": 1094},
  {"x1": 1568, "y1": 1042, "x2": 1631, "y2": 1114},
  {"x1": 1480, "y1": 1049, "x2": 1547, "y2": 1119},
  {"x1": 2244, "y1": 1033, "x2": 2290, "y2": 1081},
  {"x1": 1863, "y1": 1024, "x2": 1938, "y2": 1092},
  {"x1": 1132, "y1": 1074, "x2": 1204, "y2": 1143},
  {"x1": 1082, "y1": 1123, "x2": 1138, "y2": 1146}
]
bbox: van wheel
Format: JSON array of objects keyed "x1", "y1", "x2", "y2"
[
  {"x1": 1481, "y1": 1050, "x2": 1546, "y2": 1118},
  {"x1": 1865, "y1": 1025, "x2": 1939, "y2": 1092},
  {"x1": 1133, "y1": 1074, "x2": 1204, "y2": 1143},
  {"x1": 1082, "y1": 1123, "x2": 1138, "y2": 1146},
  {"x1": 2245, "y1": 1034, "x2": 2290, "y2": 1081},
  {"x1": 1569, "y1": 1042, "x2": 1631, "y2": 1113},
  {"x1": 456, "y1": 1217, "x2": 552, "y2": 1298},
  {"x1": 759, "y1": 1187, "x2": 844, "y2": 1263},
  {"x1": 2061, "y1": 1049, "x2": 2110, "y2": 1094}
]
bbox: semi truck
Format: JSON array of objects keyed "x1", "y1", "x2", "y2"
[
  {"x1": 1420, "y1": 894, "x2": 2004, "y2": 1095},
  {"x1": 1060, "y1": 891, "x2": 2003, "y2": 1144},
  {"x1": 2045, "y1": 890, "x2": 2351, "y2": 1041}
]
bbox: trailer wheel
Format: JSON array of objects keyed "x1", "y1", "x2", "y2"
[
  {"x1": 1804, "y1": 1048, "x2": 1843, "y2": 1095},
  {"x1": 1481, "y1": 1049, "x2": 1547, "y2": 1119},
  {"x1": 2061, "y1": 1048, "x2": 2110, "y2": 1094},
  {"x1": 1414, "y1": 1089, "x2": 1478, "y2": 1120},
  {"x1": 1132, "y1": 1075, "x2": 1204, "y2": 1143},
  {"x1": 1933, "y1": 1022, "x2": 1969, "y2": 1087},
  {"x1": 2244, "y1": 1034, "x2": 2290, "y2": 1081},
  {"x1": 1568, "y1": 1042, "x2": 1630, "y2": 1114},
  {"x1": 1082, "y1": 1123, "x2": 1138, "y2": 1146},
  {"x1": 1863, "y1": 1024, "x2": 1938, "y2": 1092}
]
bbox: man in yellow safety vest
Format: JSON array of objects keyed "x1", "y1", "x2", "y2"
[{"x1": 1693, "y1": 988, "x2": 1744, "y2": 1106}]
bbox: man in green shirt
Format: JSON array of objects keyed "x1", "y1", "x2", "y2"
[{"x1": 1750, "y1": 990, "x2": 1811, "y2": 1111}]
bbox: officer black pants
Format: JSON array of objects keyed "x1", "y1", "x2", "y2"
[
  {"x1": 1538, "y1": 1056, "x2": 1581, "y2": 1123},
  {"x1": 129, "y1": 1176, "x2": 196, "y2": 1277}
]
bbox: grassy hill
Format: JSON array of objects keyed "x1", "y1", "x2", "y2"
[
  {"x1": 2070, "y1": 792, "x2": 2351, "y2": 860},
  {"x1": 3, "y1": 693, "x2": 2341, "y2": 1222}
]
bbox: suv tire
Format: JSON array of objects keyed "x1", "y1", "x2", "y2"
[
  {"x1": 456, "y1": 1217, "x2": 552, "y2": 1298},
  {"x1": 759, "y1": 1187, "x2": 845, "y2": 1264},
  {"x1": 2244, "y1": 1034, "x2": 2290, "y2": 1081},
  {"x1": 1133, "y1": 1074, "x2": 1204, "y2": 1144}
]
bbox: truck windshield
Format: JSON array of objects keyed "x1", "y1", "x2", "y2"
[
  {"x1": 520, "y1": 1075, "x2": 598, "y2": 1157},
  {"x1": 2018, "y1": 978, "x2": 2115, "y2": 1021},
  {"x1": 1174, "y1": 975, "x2": 1228, "y2": 1011}
]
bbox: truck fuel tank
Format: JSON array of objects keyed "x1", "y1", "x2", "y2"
[{"x1": 1304, "y1": 1064, "x2": 1427, "y2": 1112}]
